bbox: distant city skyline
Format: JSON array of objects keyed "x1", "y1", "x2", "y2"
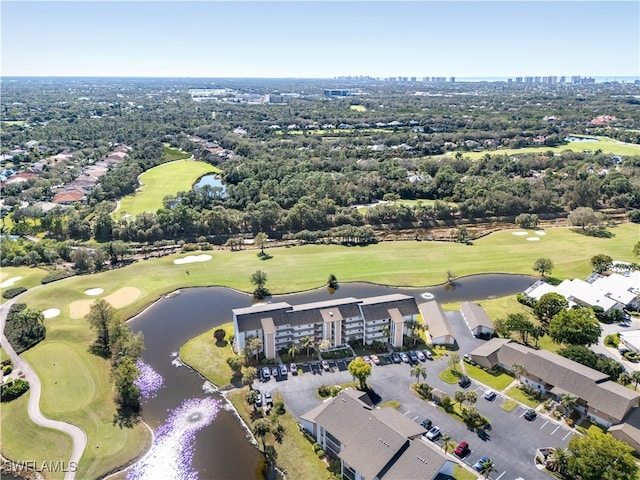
[{"x1": 2, "y1": 1, "x2": 639, "y2": 79}]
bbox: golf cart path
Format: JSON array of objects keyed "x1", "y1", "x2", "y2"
[{"x1": 1, "y1": 298, "x2": 86, "y2": 480}]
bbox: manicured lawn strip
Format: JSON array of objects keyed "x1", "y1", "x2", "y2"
[
  {"x1": 379, "y1": 400, "x2": 401, "y2": 409},
  {"x1": 464, "y1": 363, "x2": 514, "y2": 391},
  {"x1": 162, "y1": 145, "x2": 192, "y2": 161},
  {"x1": 504, "y1": 385, "x2": 542, "y2": 409},
  {"x1": 0, "y1": 392, "x2": 72, "y2": 480},
  {"x1": 443, "y1": 295, "x2": 526, "y2": 321},
  {"x1": 228, "y1": 387, "x2": 330, "y2": 480},
  {"x1": 3, "y1": 223, "x2": 637, "y2": 477},
  {"x1": 116, "y1": 160, "x2": 220, "y2": 217},
  {"x1": 0, "y1": 266, "x2": 48, "y2": 305},
  {"x1": 439, "y1": 135, "x2": 640, "y2": 160},
  {"x1": 454, "y1": 464, "x2": 478, "y2": 480},
  {"x1": 180, "y1": 323, "x2": 236, "y2": 387},
  {"x1": 501, "y1": 399, "x2": 518, "y2": 412},
  {"x1": 439, "y1": 368, "x2": 461, "y2": 384}
]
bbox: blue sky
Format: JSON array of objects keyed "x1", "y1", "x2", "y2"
[{"x1": 2, "y1": 1, "x2": 638, "y2": 78}]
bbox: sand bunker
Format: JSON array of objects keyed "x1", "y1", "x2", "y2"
[
  {"x1": 69, "y1": 299, "x2": 94, "y2": 319},
  {"x1": 535, "y1": 231, "x2": 546, "y2": 236},
  {"x1": 103, "y1": 287, "x2": 141, "y2": 308},
  {"x1": 70, "y1": 286, "x2": 141, "y2": 318},
  {"x1": 43, "y1": 308, "x2": 61, "y2": 319},
  {"x1": 85, "y1": 288, "x2": 104, "y2": 296},
  {"x1": 512, "y1": 231, "x2": 528, "y2": 236},
  {"x1": 173, "y1": 254, "x2": 212, "y2": 265},
  {"x1": 0, "y1": 276, "x2": 23, "y2": 288},
  {"x1": 526, "y1": 237, "x2": 540, "y2": 241}
]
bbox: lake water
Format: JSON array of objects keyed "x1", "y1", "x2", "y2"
[
  {"x1": 127, "y1": 274, "x2": 535, "y2": 479},
  {"x1": 193, "y1": 174, "x2": 226, "y2": 197}
]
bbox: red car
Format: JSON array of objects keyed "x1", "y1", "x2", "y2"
[{"x1": 454, "y1": 441, "x2": 470, "y2": 457}]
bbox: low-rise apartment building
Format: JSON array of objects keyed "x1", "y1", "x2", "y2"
[{"x1": 232, "y1": 294, "x2": 419, "y2": 359}]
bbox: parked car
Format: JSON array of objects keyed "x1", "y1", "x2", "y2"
[
  {"x1": 262, "y1": 367, "x2": 270, "y2": 379},
  {"x1": 416, "y1": 350, "x2": 426, "y2": 361},
  {"x1": 425, "y1": 426, "x2": 441, "y2": 440},
  {"x1": 370, "y1": 354, "x2": 380, "y2": 365},
  {"x1": 483, "y1": 389, "x2": 496, "y2": 401},
  {"x1": 363, "y1": 356, "x2": 371, "y2": 364},
  {"x1": 279, "y1": 364, "x2": 288, "y2": 376},
  {"x1": 322, "y1": 360, "x2": 331, "y2": 371},
  {"x1": 264, "y1": 391, "x2": 273, "y2": 405},
  {"x1": 420, "y1": 418, "x2": 432, "y2": 430},
  {"x1": 524, "y1": 409, "x2": 537, "y2": 421},
  {"x1": 400, "y1": 352, "x2": 410, "y2": 363},
  {"x1": 454, "y1": 441, "x2": 470, "y2": 457},
  {"x1": 255, "y1": 393, "x2": 263, "y2": 408},
  {"x1": 474, "y1": 456, "x2": 491, "y2": 471},
  {"x1": 409, "y1": 351, "x2": 418, "y2": 363},
  {"x1": 423, "y1": 350, "x2": 433, "y2": 360},
  {"x1": 391, "y1": 352, "x2": 402, "y2": 363},
  {"x1": 290, "y1": 363, "x2": 297, "y2": 374},
  {"x1": 271, "y1": 367, "x2": 279, "y2": 377},
  {"x1": 458, "y1": 375, "x2": 471, "y2": 388}
]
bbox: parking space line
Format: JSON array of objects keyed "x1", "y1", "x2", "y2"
[
  {"x1": 540, "y1": 420, "x2": 549, "y2": 429},
  {"x1": 412, "y1": 415, "x2": 419, "y2": 421},
  {"x1": 404, "y1": 410, "x2": 412, "y2": 417},
  {"x1": 562, "y1": 431, "x2": 573, "y2": 441},
  {"x1": 551, "y1": 425, "x2": 560, "y2": 434},
  {"x1": 495, "y1": 471, "x2": 506, "y2": 480}
]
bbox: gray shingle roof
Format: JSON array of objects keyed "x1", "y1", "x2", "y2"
[
  {"x1": 360, "y1": 294, "x2": 419, "y2": 321},
  {"x1": 419, "y1": 301, "x2": 453, "y2": 340},
  {"x1": 380, "y1": 440, "x2": 449, "y2": 480},
  {"x1": 461, "y1": 301, "x2": 493, "y2": 330}
]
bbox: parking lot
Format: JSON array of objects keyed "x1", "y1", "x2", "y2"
[{"x1": 254, "y1": 350, "x2": 576, "y2": 480}]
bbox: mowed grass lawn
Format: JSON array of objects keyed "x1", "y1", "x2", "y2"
[
  {"x1": 3, "y1": 223, "x2": 638, "y2": 477},
  {"x1": 438, "y1": 135, "x2": 640, "y2": 160},
  {"x1": 180, "y1": 323, "x2": 236, "y2": 387},
  {"x1": 0, "y1": 266, "x2": 49, "y2": 304},
  {"x1": 116, "y1": 160, "x2": 220, "y2": 218}
]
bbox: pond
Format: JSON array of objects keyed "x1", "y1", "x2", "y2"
[
  {"x1": 126, "y1": 274, "x2": 535, "y2": 479},
  {"x1": 193, "y1": 174, "x2": 226, "y2": 197}
]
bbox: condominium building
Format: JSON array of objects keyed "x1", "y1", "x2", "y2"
[{"x1": 232, "y1": 294, "x2": 419, "y2": 359}]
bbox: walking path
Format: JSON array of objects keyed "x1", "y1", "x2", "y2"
[{"x1": 1, "y1": 298, "x2": 87, "y2": 480}]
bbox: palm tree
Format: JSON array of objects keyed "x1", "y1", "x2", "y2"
[
  {"x1": 410, "y1": 364, "x2": 427, "y2": 385},
  {"x1": 441, "y1": 433, "x2": 453, "y2": 454},
  {"x1": 301, "y1": 336, "x2": 315, "y2": 358},
  {"x1": 448, "y1": 352, "x2": 461, "y2": 373},
  {"x1": 631, "y1": 370, "x2": 640, "y2": 391},
  {"x1": 560, "y1": 393, "x2": 577, "y2": 416},
  {"x1": 288, "y1": 342, "x2": 300, "y2": 361},
  {"x1": 252, "y1": 418, "x2": 271, "y2": 452},
  {"x1": 479, "y1": 458, "x2": 497, "y2": 479},
  {"x1": 465, "y1": 390, "x2": 478, "y2": 406},
  {"x1": 511, "y1": 363, "x2": 527, "y2": 384},
  {"x1": 245, "y1": 389, "x2": 260, "y2": 414},
  {"x1": 454, "y1": 390, "x2": 466, "y2": 408},
  {"x1": 381, "y1": 325, "x2": 390, "y2": 345},
  {"x1": 547, "y1": 447, "x2": 569, "y2": 476}
]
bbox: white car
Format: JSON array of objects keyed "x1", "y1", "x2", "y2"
[
  {"x1": 370, "y1": 354, "x2": 380, "y2": 365},
  {"x1": 290, "y1": 363, "x2": 297, "y2": 374},
  {"x1": 425, "y1": 426, "x2": 441, "y2": 440},
  {"x1": 400, "y1": 353, "x2": 410, "y2": 363},
  {"x1": 279, "y1": 364, "x2": 288, "y2": 376},
  {"x1": 416, "y1": 351, "x2": 426, "y2": 361},
  {"x1": 262, "y1": 367, "x2": 270, "y2": 379},
  {"x1": 483, "y1": 389, "x2": 497, "y2": 401}
]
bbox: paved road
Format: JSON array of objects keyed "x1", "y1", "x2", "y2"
[
  {"x1": 256, "y1": 347, "x2": 575, "y2": 480},
  {"x1": 1, "y1": 298, "x2": 87, "y2": 480}
]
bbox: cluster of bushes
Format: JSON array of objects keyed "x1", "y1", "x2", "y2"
[
  {"x1": 624, "y1": 351, "x2": 640, "y2": 362},
  {"x1": 518, "y1": 384, "x2": 545, "y2": 401},
  {"x1": 317, "y1": 385, "x2": 342, "y2": 398},
  {"x1": 414, "y1": 383, "x2": 433, "y2": 399},
  {"x1": 312, "y1": 442, "x2": 325, "y2": 458},
  {"x1": 2, "y1": 362, "x2": 13, "y2": 376},
  {"x1": 516, "y1": 293, "x2": 537, "y2": 309},
  {"x1": 41, "y1": 270, "x2": 74, "y2": 284},
  {"x1": 2, "y1": 286, "x2": 27, "y2": 299},
  {"x1": 4, "y1": 303, "x2": 46, "y2": 353},
  {"x1": 1, "y1": 378, "x2": 30, "y2": 402}
]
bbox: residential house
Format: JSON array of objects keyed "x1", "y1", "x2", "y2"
[
  {"x1": 52, "y1": 191, "x2": 85, "y2": 205},
  {"x1": 469, "y1": 339, "x2": 640, "y2": 427},
  {"x1": 232, "y1": 294, "x2": 419, "y2": 359},
  {"x1": 418, "y1": 301, "x2": 455, "y2": 346},
  {"x1": 300, "y1": 389, "x2": 454, "y2": 480},
  {"x1": 460, "y1": 301, "x2": 495, "y2": 338}
]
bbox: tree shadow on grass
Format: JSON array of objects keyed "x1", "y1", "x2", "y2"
[
  {"x1": 571, "y1": 227, "x2": 614, "y2": 238},
  {"x1": 215, "y1": 340, "x2": 229, "y2": 348},
  {"x1": 113, "y1": 405, "x2": 141, "y2": 429}
]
